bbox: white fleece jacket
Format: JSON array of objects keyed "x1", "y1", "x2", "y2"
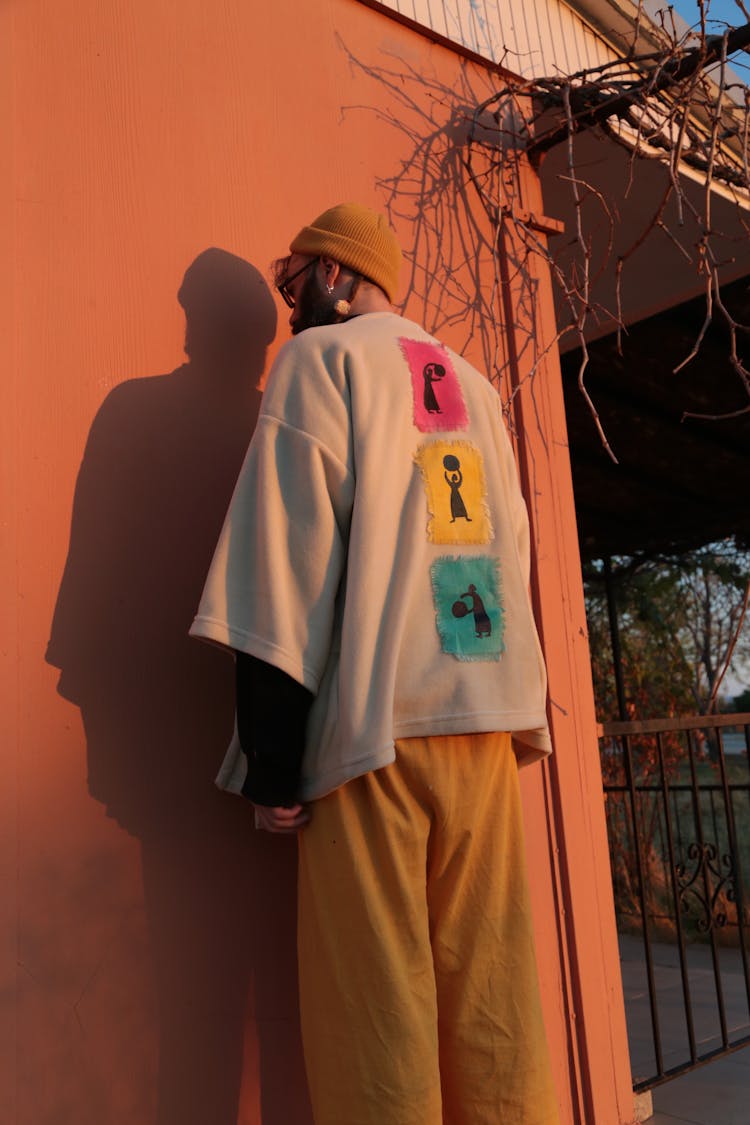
[{"x1": 191, "y1": 312, "x2": 551, "y2": 800}]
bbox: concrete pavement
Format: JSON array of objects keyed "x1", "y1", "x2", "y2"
[{"x1": 619, "y1": 934, "x2": 750, "y2": 1124}]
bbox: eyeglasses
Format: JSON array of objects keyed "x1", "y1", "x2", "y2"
[{"x1": 276, "y1": 257, "x2": 319, "y2": 308}]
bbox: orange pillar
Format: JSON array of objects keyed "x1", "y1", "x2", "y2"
[
  {"x1": 1, "y1": 1, "x2": 17, "y2": 1118},
  {"x1": 500, "y1": 170, "x2": 636, "y2": 1123}
]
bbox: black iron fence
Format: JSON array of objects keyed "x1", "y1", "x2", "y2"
[{"x1": 600, "y1": 712, "x2": 750, "y2": 1091}]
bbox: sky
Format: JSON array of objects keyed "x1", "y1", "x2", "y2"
[
  {"x1": 670, "y1": 0, "x2": 750, "y2": 81},
  {"x1": 671, "y1": 0, "x2": 750, "y2": 83},
  {"x1": 671, "y1": 0, "x2": 748, "y2": 28}
]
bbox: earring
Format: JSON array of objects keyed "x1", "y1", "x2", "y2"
[{"x1": 326, "y1": 283, "x2": 334, "y2": 295}]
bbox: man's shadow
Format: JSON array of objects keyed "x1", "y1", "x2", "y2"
[{"x1": 46, "y1": 249, "x2": 312, "y2": 1125}]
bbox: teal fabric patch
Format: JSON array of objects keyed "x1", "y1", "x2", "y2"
[{"x1": 431, "y1": 556, "x2": 505, "y2": 661}]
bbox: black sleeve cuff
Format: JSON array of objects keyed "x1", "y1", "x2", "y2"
[{"x1": 235, "y1": 652, "x2": 314, "y2": 806}]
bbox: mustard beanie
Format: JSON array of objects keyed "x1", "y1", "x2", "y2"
[{"x1": 289, "y1": 202, "x2": 402, "y2": 302}]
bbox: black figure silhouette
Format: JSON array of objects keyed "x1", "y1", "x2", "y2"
[
  {"x1": 462, "y1": 584, "x2": 492, "y2": 638},
  {"x1": 443, "y1": 454, "x2": 472, "y2": 522},
  {"x1": 423, "y1": 362, "x2": 446, "y2": 413}
]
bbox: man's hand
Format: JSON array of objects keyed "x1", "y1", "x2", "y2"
[{"x1": 254, "y1": 803, "x2": 311, "y2": 833}]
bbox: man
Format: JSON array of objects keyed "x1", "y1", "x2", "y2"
[{"x1": 191, "y1": 203, "x2": 559, "y2": 1124}]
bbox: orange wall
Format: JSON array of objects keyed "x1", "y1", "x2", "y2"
[{"x1": 5, "y1": 1, "x2": 633, "y2": 1122}]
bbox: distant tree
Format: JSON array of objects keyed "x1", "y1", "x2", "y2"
[
  {"x1": 587, "y1": 542, "x2": 750, "y2": 931},
  {"x1": 733, "y1": 687, "x2": 750, "y2": 712},
  {"x1": 674, "y1": 541, "x2": 750, "y2": 713},
  {"x1": 584, "y1": 558, "x2": 695, "y2": 724},
  {"x1": 584, "y1": 539, "x2": 750, "y2": 721},
  {"x1": 586, "y1": 559, "x2": 693, "y2": 925}
]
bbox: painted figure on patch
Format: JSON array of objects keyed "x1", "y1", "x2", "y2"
[
  {"x1": 443, "y1": 454, "x2": 472, "y2": 523},
  {"x1": 432, "y1": 556, "x2": 504, "y2": 659},
  {"x1": 423, "y1": 362, "x2": 445, "y2": 414},
  {"x1": 401, "y1": 337, "x2": 469, "y2": 433},
  {"x1": 453, "y1": 584, "x2": 492, "y2": 637}
]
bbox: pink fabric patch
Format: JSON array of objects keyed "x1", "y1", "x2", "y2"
[{"x1": 399, "y1": 337, "x2": 469, "y2": 432}]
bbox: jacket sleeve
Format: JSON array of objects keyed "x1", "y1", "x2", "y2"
[
  {"x1": 190, "y1": 335, "x2": 355, "y2": 692},
  {"x1": 236, "y1": 652, "x2": 313, "y2": 806}
]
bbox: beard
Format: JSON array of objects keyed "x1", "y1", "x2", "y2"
[{"x1": 291, "y1": 270, "x2": 343, "y2": 335}]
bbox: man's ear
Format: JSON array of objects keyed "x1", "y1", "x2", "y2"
[{"x1": 319, "y1": 256, "x2": 343, "y2": 288}]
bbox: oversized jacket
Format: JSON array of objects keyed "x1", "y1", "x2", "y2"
[{"x1": 190, "y1": 311, "x2": 552, "y2": 800}]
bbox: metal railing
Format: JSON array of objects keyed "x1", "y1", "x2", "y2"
[{"x1": 600, "y1": 712, "x2": 750, "y2": 1091}]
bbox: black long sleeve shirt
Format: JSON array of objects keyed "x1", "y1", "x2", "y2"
[{"x1": 235, "y1": 652, "x2": 313, "y2": 806}]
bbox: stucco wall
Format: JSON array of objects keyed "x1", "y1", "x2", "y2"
[{"x1": 4, "y1": 1, "x2": 633, "y2": 1121}]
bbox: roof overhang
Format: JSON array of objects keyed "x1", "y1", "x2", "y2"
[
  {"x1": 560, "y1": 272, "x2": 750, "y2": 561},
  {"x1": 562, "y1": 0, "x2": 683, "y2": 57},
  {"x1": 535, "y1": 6, "x2": 750, "y2": 560},
  {"x1": 541, "y1": 128, "x2": 750, "y2": 348}
]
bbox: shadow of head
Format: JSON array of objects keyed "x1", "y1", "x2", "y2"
[{"x1": 178, "y1": 247, "x2": 277, "y2": 371}]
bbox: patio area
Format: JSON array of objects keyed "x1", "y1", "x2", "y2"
[
  {"x1": 648, "y1": 1052, "x2": 750, "y2": 1125},
  {"x1": 620, "y1": 934, "x2": 750, "y2": 1124}
]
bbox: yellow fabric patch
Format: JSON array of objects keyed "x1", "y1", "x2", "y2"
[{"x1": 414, "y1": 440, "x2": 493, "y2": 544}]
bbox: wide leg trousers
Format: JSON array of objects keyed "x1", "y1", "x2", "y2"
[{"x1": 297, "y1": 732, "x2": 559, "y2": 1125}]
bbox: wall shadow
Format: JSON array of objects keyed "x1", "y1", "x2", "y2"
[{"x1": 46, "y1": 249, "x2": 312, "y2": 1125}]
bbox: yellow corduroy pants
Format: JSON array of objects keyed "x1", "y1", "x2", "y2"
[{"x1": 297, "y1": 732, "x2": 559, "y2": 1125}]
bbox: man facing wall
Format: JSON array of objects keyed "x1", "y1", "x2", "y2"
[{"x1": 191, "y1": 203, "x2": 559, "y2": 1125}]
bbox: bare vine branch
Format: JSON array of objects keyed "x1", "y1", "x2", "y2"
[
  {"x1": 339, "y1": 4, "x2": 750, "y2": 450},
  {"x1": 461, "y1": 5, "x2": 750, "y2": 441}
]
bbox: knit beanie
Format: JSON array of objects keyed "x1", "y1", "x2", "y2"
[{"x1": 289, "y1": 203, "x2": 402, "y2": 302}]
